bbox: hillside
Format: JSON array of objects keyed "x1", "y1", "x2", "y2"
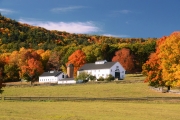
[
  {"x1": 0, "y1": 14, "x2": 157, "y2": 82},
  {"x1": 0, "y1": 14, "x2": 157, "y2": 51}
]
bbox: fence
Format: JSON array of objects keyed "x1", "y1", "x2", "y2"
[{"x1": 1, "y1": 96, "x2": 180, "y2": 101}]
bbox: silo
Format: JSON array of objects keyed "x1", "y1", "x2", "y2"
[{"x1": 67, "y1": 64, "x2": 74, "y2": 78}]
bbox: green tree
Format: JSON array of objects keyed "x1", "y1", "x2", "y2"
[
  {"x1": 0, "y1": 67, "x2": 4, "y2": 94},
  {"x1": 82, "y1": 45, "x2": 97, "y2": 63},
  {"x1": 76, "y1": 72, "x2": 89, "y2": 82},
  {"x1": 4, "y1": 63, "x2": 19, "y2": 82}
]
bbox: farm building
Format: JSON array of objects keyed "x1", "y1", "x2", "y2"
[
  {"x1": 77, "y1": 60, "x2": 125, "y2": 80},
  {"x1": 39, "y1": 71, "x2": 65, "y2": 83},
  {"x1": 39, "y1": 64, "x2": 76, "y2": 84}
]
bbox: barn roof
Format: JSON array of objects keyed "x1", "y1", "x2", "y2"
[
  {"x1": 78, "y1": 62, "x2": 117, "y2": 71},
  {"x1": 39, "y1": 71, "x2": 62, "y2": 77}
]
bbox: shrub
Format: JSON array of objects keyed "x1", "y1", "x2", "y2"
[
  {"x1": 89, "y1": 75, "x2": 96, "y2": 81},
  {"x1": 98, "y1": 76, "x2": 104, "y2": 81},
  {"x1": 105, "y1": 74, "x2": 115, "y2": 81}
]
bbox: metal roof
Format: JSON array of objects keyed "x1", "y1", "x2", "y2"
[
  {"x1": 40, "y1": 71, "x2": 62, "y2": 77},
  {"x1": 78, "y1": 62, "x2": 117, "y2": 71}
]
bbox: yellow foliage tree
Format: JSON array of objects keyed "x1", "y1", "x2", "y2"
[{"x1": 159, "y1": 32, "x2": 180, "y2": 87}]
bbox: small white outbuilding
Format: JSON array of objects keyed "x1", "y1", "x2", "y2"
[
  {"x1": 39, "y1": 64, "x2": 76, "y2": 84},
  {"x1": 39, "y1": 71, "x2": 65, "y2": 83}
]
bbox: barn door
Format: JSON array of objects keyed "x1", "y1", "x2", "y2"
[
  {"x1": 115, "y1": 72, "x2": 120, "y2": 80},
  {"x1": 115, "y1": 69, "x2": 120, "y2": 80}
]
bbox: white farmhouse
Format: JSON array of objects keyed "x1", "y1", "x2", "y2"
[{"x1": 77, "y1": 60, "x2": 125, "y2": 80}]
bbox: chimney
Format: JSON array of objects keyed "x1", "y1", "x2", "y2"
[{"x1": 67, "y1": 64, "x2": 74, "y2": 78}]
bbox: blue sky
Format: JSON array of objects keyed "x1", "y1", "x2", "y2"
[{"x1": 0, "y1": 0, "x2": 180, "y2": 38}]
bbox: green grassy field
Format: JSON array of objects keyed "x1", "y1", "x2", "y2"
[
  {"x1": 1, "y1": 74, "x2": 180, "y2": 120},
  {"x1": 2, "y1": 82, "x2": 179, "y2": 98},
  {"x1": 1, "y1": 101, "x2": 180, "y2": 120}
]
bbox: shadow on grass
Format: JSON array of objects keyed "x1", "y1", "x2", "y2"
[
  {"x1": 131, "y1": 75, "x2": 144, "y2": 77},
  {"x1": 0, "y1": 89, "x2": 4, "y2": 94},
  {"x1": 127, "y1": 74, "x2": 144, "y2": 77}
]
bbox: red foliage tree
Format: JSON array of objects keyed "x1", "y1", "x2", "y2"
[{"x1": 112, "y1": 48, "x2": 135, "y2": 72}]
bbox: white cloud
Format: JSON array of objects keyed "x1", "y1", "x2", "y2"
[
  {"x1": 51, "y1": 6, "x2": 85, "y2": 13},
  {"x1": 103, "y1": 34, "x2": 129, "y2": 38},
  {"x1": 109, "y1": 9, "x2": 132, "y2": 17},
  {"x1": 0, "y1": 8, "x2": 14, "y2": 14},
  {"x1": 18, "y1": 18, "x2": 100, "y2": 34},
  {"x1": 118, "y1": 10, "x2": 132, "y2": 14},
  {"x1": 110, "y1": 9, "x2": 132, "y2": 17}
]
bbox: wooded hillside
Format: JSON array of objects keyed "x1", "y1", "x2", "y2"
[{"x1": 0, "y1": 13, "x2": 156, "y2": 82}]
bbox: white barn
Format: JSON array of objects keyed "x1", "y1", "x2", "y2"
[
  {"x1": 39, "y1": 71, "x2": 65, "y2": 83},
  {"x1": 77, "y1": 60, "x2": 125, "y2": 80},
  {"x1": 39, "y1": 64, "x2": 76, "y2": 84}
]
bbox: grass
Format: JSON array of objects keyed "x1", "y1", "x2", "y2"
[
  {"x1": 1, "y1": 101, "x2": 180, "y2": 120},
  {"x1": 2, "y1": 82, "x2": 179, "y2": 98},
  {"x1": 123, "y1": 73, "x2": 146, "y2": 81},
  {"x1": 1, "y1": 74, "x2": 180, "y2": 120}
]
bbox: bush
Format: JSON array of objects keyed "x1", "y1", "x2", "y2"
[
  {"x1": 105, "y1": 74, "x2": 115, "y2": 81},
  {"x1": 97, "y1": 76, "x2": 104, "y2": 81},
  {"x1": 76, "y1": 72, "x2": 89, "y2": 81},
  {"x1": 89, "y1": 75, "x2": 96, "y2": 81}
]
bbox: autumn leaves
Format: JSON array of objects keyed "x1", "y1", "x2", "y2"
[{"x1": 142, "y1": 32, "x2": 180, "y2": 87}]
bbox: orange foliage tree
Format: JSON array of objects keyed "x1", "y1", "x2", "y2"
[
  {"x1": 158, "y1": 32, "x2": 180, "y2": 87},
  {"x1": 142, "y1": 36, "x2": 166, "y2": 86},
  {"x1": 143, "y1": 32, "x2": 180, "y2": 88},
  {"x1": 66, "y1": 50, "x2": 86, "y2": 77},
  {"x1": 112, "y1": 48, "x2": 135, "y2": 73},
  {"x1": 18, "y1": 48, "x2": 44, "y2": 84}
]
